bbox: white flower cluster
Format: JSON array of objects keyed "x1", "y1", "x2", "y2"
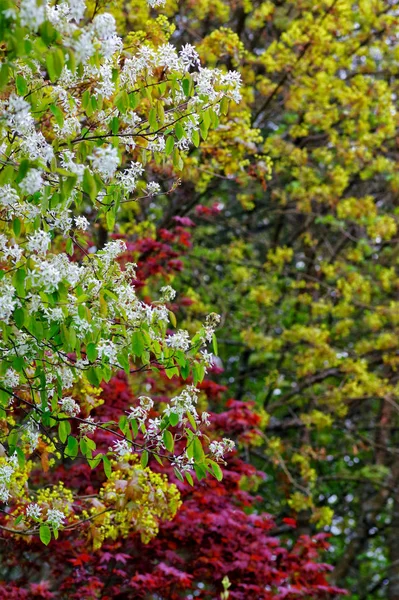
[
  {"x1": 0, "y1": 234, "x2": 22, "y2": 264},
  {"x1": 117, "y1": 161, "x2": 144, "y2": 194},
  {"x1": 89, "y1": 145, "x2": 120, "y2": 181},
  {"x1": 47, "y1": 508, "x2": 65, "y2": 529},
  {"x1": 171, "y1": 452, "x2": 195, "y2": 473},
  {"x1": 111, "y1": 439, "x2": 131, "y2": 458},
  {"x1": 164, "y1": 386, "x2": 200, "y2": 423},
  {"x1": 22, "y1": 419, "x2": 40, "y2": 452},
  {"x1": 27, "y1": 230, "x2": 52, "y2": 255},
  {"x1": 0, "y1": 281, "x2": 20, "y2": 323},
  {"x1": 0, "y1": 455, "x2": 18, "y2": 503},
  {"x1": 2, "y1": 368, "x2": 20, "y2": 390},
  {"x1": 146, "y1": 182, "x2": 161, "y2": 196},
  {"x1": 79, "y1": 416, "x2": 97, "y2": 436},
  {"x1": 209, "y1": 438, "x2": 235, "y2": 460},
  {"x1": 160, "y1": 286, "x2": 176, "y2": 301},
  {"x1": 202, "y1": 313, "x2": 222, "y2": 343},
  {"x1": 127, "y1": 396, "x2": 154, "y2": 426},
  {"x1": 58, "y1": 396, "x2": 80, "y2": 417},
  {"x1": 166, "y1": 330, "x2": 191, "y2": 351},
  {"x1": 26, "y1": 502, "x2": 42, "y2": 519},
  {"x1": 144, "y1": 417, "x2": 162, "y2": 441}
]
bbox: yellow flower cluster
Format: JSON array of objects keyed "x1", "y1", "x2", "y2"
[{"x1": 84, "y1": 456, "x2": 181, "y2": 549}]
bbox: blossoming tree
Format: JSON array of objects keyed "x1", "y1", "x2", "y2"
[{"x1": 0, "y1": 0, "x2": 242, "y2": 545}]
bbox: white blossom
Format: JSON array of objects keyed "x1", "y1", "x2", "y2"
[
  {"x1": 74, "y1": 30, "x2": 95, "y2": 64},
  {"x1": 79, "y1": 416, "x2": 97, "y2": 435},
  {"x1": 54, "y1": 116, "x2": 81, "y2": 139},
  {"x1": 89, "y1": 145, "x2": 120, "y2": 180},
  {"x1": 74, "y1": 215, "x2": 90, "y2": 230},
  {"x1": 27, "y1": 230, "x2": 51, "y2": 255},
  {"x1": 166, "y1": 330, "x2": 191, "y2": 351},
  {"x1": 20, "y1": 131, "x2": 54, "y2": 164},
  {"x1": 97, "y1": 340, "x2": 117, "y2": 364},
  {"x1": 163, "y1": 386, "x2": 200, "y2": 423},
  {"x1": 0, "y1": 185, "x2": 20, "y2": 211},
  {"x1": 26, "y1": 503, "x2": 42, "y2": 519},
  {"x1": 111, "y1": 438, "x2": 131, "y2": 458},
  {"x1": 127, "y1": 396, "x2": 154, "y2": 425},
  {"x1": 117, "y1": 161, "x2": 144, "y2": 194},
  {"x1": 0, "y1": 282, "x2": 19, "y2": 323},
  {"x1": 160, "y1": 285, "x2": 176, "y2": 301},
  {"x1": 146, "y1": 181, "x2": 161, "y2": 196},
  {"x1": 171, "y1": 452, "x2": 194, "y2": 473},
  {"x1": 19, "y1": 169, "x2": 44, "y2": 195},
  {"x1": 60, "y1": 150, "x2": 85, "y2": 181},
  {"x1": 59, "y1": 396, "x2": 80, "y2": 417},
  {"x1": 3, "y1": 368, "x2": 19, "y2": 389},
  {"x1": 147, "y1": 0, "x2": 166, "y2": 8},
  {"x1": 23, "y1": 419, "x2": 40, "y2": 451},
  {"x1": 5, "y1": 94, "x2": 34, "y2": 134},
  {"x1": 20, "y1": 0, "x2": 47, "y2": 30},
  {"x1": 92, "y1": 13, "x2": 117, "y2": 39},
  {"x1": 47, "y1": 508, "x2": 65, "y2": 528},
  {"x1": 144, "y1": 417, "x2": 162, "y2": 440},
  {"x1": 201, "y1": 411, "x2": 211, "y2": 426},
  {"x1": 100, "y1": 239, "x2": 127, "y2": 267},
  {"x1": 209, "y1": 438, "x2": 235, "y2": 460},
  {"x1": 179, "y1": 44, "x2": 200, "y2": 70}
]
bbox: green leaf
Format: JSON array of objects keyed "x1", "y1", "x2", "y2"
[
  {"x1": 132, "y1": 331, "x2": 145, "y2": 357},
  {"x1": 58, "y1": 420, "x2": 70, "y2": 443},
  {"x1": 212, "y1": 333, "x2": 218, "y2": 356},
  {"x1": 193, "y1": 436, "x2": 204, "y2": 462},
  {"x1": 40, "y1": 20, "x2": 57, "y2": 45},
  {"x1": 16, "y1": 447, "x2": 25, "y2": 468},
  {"x1": 13, "y1": 218, "x2": 21, "y2": 237},
  {"x1": 199, "y1": 120, "x2": 209, "y2": 140},
  {"x1": 165, "y1": 136, "x2": 174, "y2": 156},
  {"x1": 165, "y1": 366, "x2": 179, "y2": 379},
  {"x1": 163, "y1": 430, "x2": 174, "y2": 453},
  {"x1": 175, "y1": 122, "x2": 185, "y2": 140},
  {"x1": 185, "y1": 471, "x2": 194, "y2": 486},
  {"x1": 169, "y1": 412, "x2": 179, "y2": 427},
  {"x1": 66, "y1": 238, "x2": 73, "y2": 256},
  {"x1": 16, "y1": 75, "x2": 27, "y2": 96},
  {"x1": 50, "y1": 104, "x2": 64, "y2": 128},
  {"x1": 186, "y1": 411, "x2": 197, "y2": 431},
  {"x1": 182, "y1": 78, "x2": 190, "y2": 96},
  {"x1": 83, "y1": 169, "x2": 97, "y2": 202},
  {"x1": 0, "y1": 63, "x2": 9, "y2": 90},
  {"x1": 141, "y1": 450, "x2": 149, "y2": 467},
  {"x1": 119, "y1": 415, "x2": 128, "y2": 434},
  {"x1": 191, "y1": 129, "x2": 200, "y2": 147},
  {"x1": 66, "y1": 435, "x2": 79, "y2": 459},
  {"x1": 39, "y1": 524, "x2": 51, "y2": 545},
  {"x1": 46, "y1": 48, "x2": 64, "y2": 82},
  {"x1": 103, "y1": 455, "x2": 112, "y2": 478},
  {"x1": 209, "y1": 460, "x2": 223, "y2": 481},
  {"x1": 106, "y1": 209, "x2": 115, "y2": 231},
  {"x1": 194, "y1": 463, "x2": 207, "y2": 481},
  {"x1": 110, "y1": 116, "x2": 120, "y2": 134},
  {"x1": 115, "y1": 90, "x2": 129, "y2": 114},
  {"x1": 13, "y1": 308, "x2": 25, "y2": 329},
  {"x1": 174, "y1": 467, "x2": 184, "y2": 482},
  {"x1": 87, "y1": 455, "x2": 102, "y2": 469},
  {"x1": 86, "y1": 342, "x2": 97, "y2": 362}
]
